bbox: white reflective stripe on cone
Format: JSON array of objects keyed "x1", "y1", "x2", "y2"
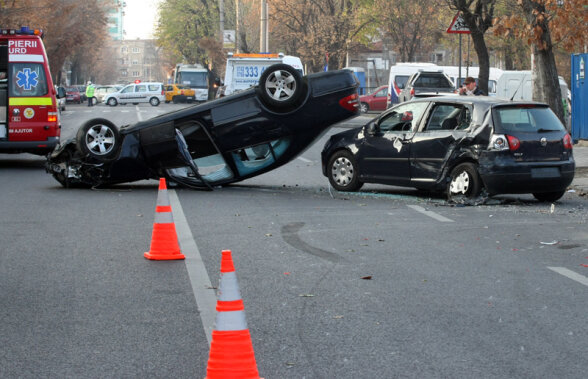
[
  {"x1": 217, "y1": 272, "x2": 241, "y2": 301},
  {"x1": 156, "y1": 189, "x2": 170, "y2": 206},
  {"x1": 154, "y1": 211, "x2": 174, "y2": 224},
  {"x1": 215, "y1": 310, "x2": 248, "y2": 331}
]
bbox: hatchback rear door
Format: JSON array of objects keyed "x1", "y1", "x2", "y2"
[{"x1": 492, "y1": 104, "x2": 570, "y2": 162}]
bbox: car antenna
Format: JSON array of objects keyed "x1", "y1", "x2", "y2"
[{"x1": 509, "y1": 75, "x2": 526, "y2": 101}]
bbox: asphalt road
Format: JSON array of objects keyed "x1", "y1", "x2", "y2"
[{"x1": 1, "y1": 103, "x2": 587, "y2": 378}]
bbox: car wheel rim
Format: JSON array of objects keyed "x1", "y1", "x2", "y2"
[
  {"x1": 331, "y1": 156, "x2": 354, "y2": 186},
  {"x1": 265, "y1": 70, "x2": 296, "y2": 102},
  {"x1": 450, "y1": 171, "x2": 470, "y2": 195},
  {"x1": 360, "y1": 104, "x2": 367, "y2": 113},
  {"x1": 85, "y1": 124, "x2": 116, "y2": 156}
]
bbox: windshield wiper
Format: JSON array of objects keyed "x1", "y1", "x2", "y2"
[{"x1": 537, "y1": 128, "x2": 558, "y2": 133}]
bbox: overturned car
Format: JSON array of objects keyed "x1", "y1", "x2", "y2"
[{"x1": 46, "y1": 65, "x2": 360, "y2": 189}]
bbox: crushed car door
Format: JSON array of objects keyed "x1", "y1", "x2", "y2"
[
  {"x1": 357, "y1": 102, "x2": 429, "y2": 185},
  {"x1": 164, "y1": 120, "x2": 234, "y2": 187},
  {"x1": 409, "y1": 102, "x2": 471, "y2": 185}
]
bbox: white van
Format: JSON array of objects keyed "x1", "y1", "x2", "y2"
[
  {"x1": 104, "y1": 82, "x2": 165, "y2": 106},
  {"x1": 495, "y1": 70, "x2": 570, "y2": 102},
  {"x1": 387, "y1": 62, "x2": 439, "y2": 107},
  {"x1": 218, "y1": 53, "x2": 304, "y2": 97},
  {"x1": 438, "y1": 66, "x2": 503, "y2": 96}
]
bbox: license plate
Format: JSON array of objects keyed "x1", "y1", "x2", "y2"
[{"x1": 531, "y1": 167, "x2": 560, "y2": 178}]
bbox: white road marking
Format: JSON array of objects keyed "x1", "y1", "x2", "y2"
[
  {"x1": 135, "y1": 105, "x2": 143, "y2": 121},
  {"x1": 406, "y1": 204, "x2": 454, "y2": 222},
  {"x1": 297, "y1": 156, "x2": 312, "y2": 163},
  {"x1": 547, "y1": 267, "x2": 588, "y2": 287},
  {"x1": 168, "y1": 190, "x2": 217, "y2": 344}
]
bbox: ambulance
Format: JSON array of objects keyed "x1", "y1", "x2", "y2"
[{"x1": 0, "y1": 26, "x2": 63, "y2": 155}]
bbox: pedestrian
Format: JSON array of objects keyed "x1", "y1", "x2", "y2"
[
  {"x1": 459, "y1": 77, "x2": 486, "y2": 96},
  {"x1": 85, "y1": 81, "x2": 95, "y2": 106}
]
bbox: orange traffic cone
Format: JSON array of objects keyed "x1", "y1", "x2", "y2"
[
  {"x1": 205, "y1": 250, "x2": 261, "y2": 379},
  {"x1": 144, "y1": 178, "x2": 185, "y2": 260}
]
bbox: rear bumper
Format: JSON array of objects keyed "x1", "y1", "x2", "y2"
[
  {"x1": 479, "y1": 158, "x2": 575, "y2": 194},
  {"x1": 0, "y1": 137, "x2": 59, "y2": 154}
]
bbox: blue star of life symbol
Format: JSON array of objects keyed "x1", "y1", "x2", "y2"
[{"x1": 16, "y1": 68, "x2": 39, "y2": 91}]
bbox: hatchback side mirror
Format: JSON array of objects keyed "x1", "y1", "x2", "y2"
[
  {"x1": 57, "y1": 86, "x2": 66, "y2": 99},
  {"x1": 366, "y1": 122, "x2": 378, "y2": 135}
]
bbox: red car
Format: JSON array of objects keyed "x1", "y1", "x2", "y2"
[
  {"x1": 65, "y1": 87, "x2": 82, "y2": 104},
  {"x1": 359, "y1": 85, "x2": 388, "y2": 113}
]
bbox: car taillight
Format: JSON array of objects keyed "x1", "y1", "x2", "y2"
[
  {"x1": 507, "y1": 135, "x2": 520, "y2": 151},
  {"x1": 161, "y1": 89, "x2": 164, "y2": 95},
  {"x1": 48, "y1": 111, "x2": 58, "y2": 122},
  {"x1": 339, "y1": 93, "x2": 359, "y2": 112},
  {"x1": 410, "y1": 88, "x2": 415, "y2": 96},
  {"x1": 563, "y1": 133, "x2": 573, "y2": 150}
]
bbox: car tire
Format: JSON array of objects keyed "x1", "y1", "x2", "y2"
[
  {"x1": 165, "y1": 100, "x2": 170, "y2": 104},
  {"x1": 533, "y1": 191, "x2": 566, "y2": 202},
  {"x1": 258, "y1": 63, "x2": 304, "y2": 110},
  {"x1": 447, "y1": 162, "x2": 482, "y2": 201},
  {"x1": 107, "y1": 98, "x2": 118, "y2": 106},
  {"x1": 76, "y1": 118, "x2": 121, "y2": 160},
  {"x1": 172, "y1": 96, "x2": 179, "y2": 104},
  {"x1": 360, "y1": 102, "x2": 369, "y2": 113},
  {"x1": 327, "y1": 150, "x2": 363, "y2": 192},
  {"x1": 149, "y1": 97, "x2": 160, "y2": 106}
]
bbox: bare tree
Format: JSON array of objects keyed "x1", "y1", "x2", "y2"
[{"x1": 446, "y1": 0, "x2": 497, "y2": 95}]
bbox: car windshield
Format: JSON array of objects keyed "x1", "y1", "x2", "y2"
[
  {"x1": 493, "y1": 106, "x2": 565, "y2": 133},
  {"x1": 413, "y1": 74, "x2": 454, "y2": 89},
  {"x1": 177, "y1": 71, "x2": 208, "y2": 88}
]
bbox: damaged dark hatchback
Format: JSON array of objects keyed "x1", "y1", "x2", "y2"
[
  {"x1": 322, "y1": 97, "x2": 575, "y2": 202},
  {"x1": 46, "y1": 65, "x2": 360, "y2": 189}
]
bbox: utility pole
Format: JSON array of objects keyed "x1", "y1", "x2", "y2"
[
  {"x1": 260, "y1": 0, "x2": 268, "y2": 52},
  {"x1": 219, "y1": 0, "x2": 225, "y2": 43},
  {"x1": 235, "y1": 0, "x2": 239, "y2": 52}
]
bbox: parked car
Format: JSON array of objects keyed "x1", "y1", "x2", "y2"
[
  {"x1": 321, "y1": 97, "x2": 575, "y2": 203},
  {"x1": 164, "y1": 84, "x2": 196, "y2": 103},
  {"x1": 94, "y1": 85, "x2": 122, "y2": 104},
  {"x1": 103, "y1": 82, "x2": 165, "y2": 106},
  {"x1": 359, "y1": 85, "x2": 388, "y2": 113},
  {"x1": 55, "y1": 86, "x2": 66, "y2": 111},
  {"x1": 65, "y1": 87, "x2": 82, "y2": 103},
  {"x1": 398, "y1": 70, "x2": 455, "y2": 103},
  {"x1": 46, "y1": 64, "x2": 360, "y2": 189}
]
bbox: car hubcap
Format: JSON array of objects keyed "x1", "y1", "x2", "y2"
[
  {"x1": 265, "y1": 70, "x2": 296, "y2": 101},
  {"x1": 86, "y1": 124, "x2": 116, "y2": 155},
  {"x1": 450, "y1": 171, "x2": 470, "y2": 194},
  {"x1": 332, "y1": 157, "x2": 354, "y2": 186}
]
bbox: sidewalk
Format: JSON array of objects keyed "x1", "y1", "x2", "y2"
[{"x1": 572, "y1": 140, "x2": 588, "y2": 194}]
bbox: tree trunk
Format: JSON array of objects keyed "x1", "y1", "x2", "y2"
[
  {"x1": 470, "y1": 30, "x2": 489, "y2": 95},
  {"x1": 532, "y1": 43, "x2": 564, "y2": 123}
]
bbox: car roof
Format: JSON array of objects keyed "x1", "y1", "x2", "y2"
[{"x1": 407, "y1": 96, "x2": 547, "y2": 107}]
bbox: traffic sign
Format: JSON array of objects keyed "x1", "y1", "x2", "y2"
[{"x1": 447, "y1": 12, "x2": 471, "y2": 34}]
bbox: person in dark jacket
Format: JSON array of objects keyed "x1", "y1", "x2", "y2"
[{"x1": 459, "y1": 76, "x2": 486, "y2": 96}]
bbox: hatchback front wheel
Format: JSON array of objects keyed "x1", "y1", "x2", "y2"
[{"x1": 327, "y1": 150, "x2": 363, "y2": 192}]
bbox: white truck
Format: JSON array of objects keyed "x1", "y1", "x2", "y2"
[
  {"x1": 219, "y1": 52, "x2": 304, "y2": 97},
  {"x1": 172, "y1": 63, "x2": 209, "y2": 102}
]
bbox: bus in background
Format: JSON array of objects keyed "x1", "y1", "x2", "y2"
[
  {"x1": 172, "y1": 63, "x2": 209, "y2": 103},
  {"x1": 386, "y1": 62, "x2": 439, "y2": 107},
  {"x1": 0, "y1": 26, "x2": 64, "y2": 155}
]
